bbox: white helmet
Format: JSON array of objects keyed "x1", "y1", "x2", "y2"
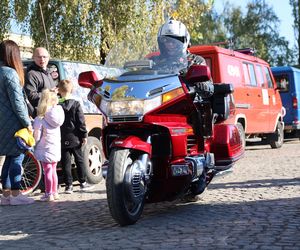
[{"x1": 157, "y1": 19, "x2": 190, "y2": 53}]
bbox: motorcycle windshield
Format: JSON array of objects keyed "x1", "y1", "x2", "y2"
[
  {"x1": 89, "y1": 38, "x2": 189, "y2": 120},
  {"x1": 104, "y1": 37, "x2": 188, "y2": 78}
]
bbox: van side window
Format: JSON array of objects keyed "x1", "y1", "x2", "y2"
[
  {"x1": 256, "y1": 65, "x2": 265, "y2": 87},
  {"x1": 264, "y1": 67, "x2": 273, "y2": 88},
  {"x1": 274, "y1": 74, "x2": 289, "y2": 92},
  {"x1": 242, "y1": 63, "x2": 250, "y2": 84},
  {"x1": 243, "y1": 62, "x2": 257, "y2": 86}
]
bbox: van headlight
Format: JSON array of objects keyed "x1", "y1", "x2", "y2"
[{"x1": 100, "y1": 95, "x2": 162, "y2": 116}]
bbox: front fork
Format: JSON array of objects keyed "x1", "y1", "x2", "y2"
[
  {"x1": 112, "y1": 135, "x2": 152, "y2": 185},
  {"x1": 123, "y1": 136, "x2": 152, "y2": 203},
  {"x1": 136, "y1": 136, "x2": 152, "y2": 185}
]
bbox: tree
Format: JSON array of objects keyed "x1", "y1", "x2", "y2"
[
  {"x1": 1, "y1": 0, "x2": 295, "y2": 65},
  {"x1": 13, "y1": 0, "x2": 169, "y2": 63},
  {"x1": 29, "y1": 0, "x2": 102, "y2": 63},
  {"x1": 0, "y1": 0, "x2": 11, "y2": 41},
  {"x1": 167, "y1": 0, "x2": 215, "y2": 44},
  {"x1": 219, "y1": 0, "x2": 295, "y2": 66},
  {"x1": 98, "y1": 0, "x2": 167, "y2": 64},
  {"x1": 290, "y1": 0, "x2": 300, "y2": 65}
]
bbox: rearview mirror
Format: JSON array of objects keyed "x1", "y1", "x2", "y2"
[
  {"x1": 78, "y1": 71, "x2": 102, "y2": 89},
  {"x1": 185, "y1": 65, "x2": 211, "y2": 85}
]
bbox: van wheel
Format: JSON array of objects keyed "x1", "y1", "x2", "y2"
[
  {"x1": 83, "y1": 136, "x2": 103, "y2": 184},
  {"x1": 270, "y1": 122, "x2": 284, "y2": 149},
  {"x1": 236, "y1": 122, "x2": 246, "y2": 149}
]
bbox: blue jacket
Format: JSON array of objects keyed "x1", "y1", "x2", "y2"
[{"x1": 0, "y1": 63, "x2": 31, "y2": 156}]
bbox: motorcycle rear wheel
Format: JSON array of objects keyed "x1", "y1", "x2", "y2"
[{"x1": 106, "y1": 148, "x2": 145, "y2": 226}]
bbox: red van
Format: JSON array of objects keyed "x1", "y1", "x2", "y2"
[{"x1": 189, "y1": 46, "x2": 285, "y2": 148}]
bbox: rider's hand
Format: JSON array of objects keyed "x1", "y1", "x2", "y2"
[{"x1": 195, "y1": 81, "x2": 214, "y2": 98}]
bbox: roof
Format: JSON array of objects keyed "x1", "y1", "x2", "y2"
[
  {"x1": 271, "y1": 65, "x2": 300, "y2": 73},
  {"x1": 189, "y1": 45, "x2": 268, "y2": 65}
]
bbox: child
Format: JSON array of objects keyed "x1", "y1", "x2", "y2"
[
  {"x1": 33, "y1": 89, "x2": 65, "y2": 201},
  {"x1": 58, "y1": 79, "x2": 94, "y2": 194}
]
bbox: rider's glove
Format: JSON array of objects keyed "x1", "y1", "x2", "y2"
[{"x1": 195, "y1": 81, "x2": 214, "y2": 98}]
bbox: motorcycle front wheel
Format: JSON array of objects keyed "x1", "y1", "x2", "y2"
[
  {"x1": 21, "y1": 151, "x2": 42, "y2": 195},
  {"x1": 106, "y1": 148, "x2": 145, "y2": 226}
]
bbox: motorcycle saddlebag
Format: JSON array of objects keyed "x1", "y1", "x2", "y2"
[{"x1": 210, "y1": 123, "x2": 244, "y2": 168}]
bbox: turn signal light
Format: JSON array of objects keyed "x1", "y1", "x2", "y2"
[{"x1": 162, "y1": 88, "x2": 184, "y2": 103}]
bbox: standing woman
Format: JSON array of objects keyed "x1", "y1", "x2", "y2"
[{"x1": 0, "y1": 40, "x2": 35, "y2": 205}]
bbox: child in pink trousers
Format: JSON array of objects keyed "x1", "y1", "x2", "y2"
[{"x1": 33, "y1": 89, "x2": 65, "y2": 201}]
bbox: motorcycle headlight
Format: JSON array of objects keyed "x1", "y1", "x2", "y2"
[
  {"x1": 99, "y1": 87, "x2": 184, "y2": 117},
  {"x1": 100, "y1": 95, "x2": 162, "y2": 116}
]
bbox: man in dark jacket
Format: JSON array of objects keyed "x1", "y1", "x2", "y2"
[
  {"x1": 24, "y1": 47, "x2": 57, "y2": 112},
  {"x1": 58, "y1": 79, "x2": 94, "y2": 194}
]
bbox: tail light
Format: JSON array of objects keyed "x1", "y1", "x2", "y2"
[
  {"x1": 210, "y1": 124, "x2": 244, "y2": 165},
  {"x1": 292, "y1": 97, "x2": 298, "y2": 109},
  {"x1": 293, "y1": 118, "x2": 299, "y2": 125}
]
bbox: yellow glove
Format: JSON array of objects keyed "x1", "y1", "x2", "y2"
[{"x1": 14, "y1": 128, "x2": 35, "y2": 147}]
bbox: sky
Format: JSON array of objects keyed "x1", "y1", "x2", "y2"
[{"x1": 214, "y1": 0, "x2": 296, "y2": 47}]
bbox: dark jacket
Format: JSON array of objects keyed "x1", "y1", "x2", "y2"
[
  {"x1": 152, "y1": 52, "x2": 214, "y2": 97},
  {"x1": 59, "y1": 98, "x2": 88, "y2": 149},
  {"x1": 24, "y1": 63, "x2": 56, "y2": 108}
]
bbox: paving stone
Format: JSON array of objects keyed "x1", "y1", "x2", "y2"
[{"x1": 0, "y1": 140, "x2": 299, "y2": 249}]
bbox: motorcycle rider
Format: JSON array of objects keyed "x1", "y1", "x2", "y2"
[
  {"x1": 154, "y1": 19, "x2": 214, "y2": 136},
  {"x1": 153, "y1": 18, "x2": 214, "y2": 99}
]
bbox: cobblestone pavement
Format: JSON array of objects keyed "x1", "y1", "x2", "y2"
[{"x1": 0, "y1": 139, "x2": 299, "y2": 250}]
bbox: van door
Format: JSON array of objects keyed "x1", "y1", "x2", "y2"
[
  {"x1": 255, "y1": 64, "x2": 272, "y2": 131},
  {"x1": 242, "y1": 62, "x2": 269, "y2": 133},
  {"x1": 273, "y1": 71, "x2": 293, "y2": 128},
  {"x1": 264, "y1": 66, "x2": 281, "y2": 132}
]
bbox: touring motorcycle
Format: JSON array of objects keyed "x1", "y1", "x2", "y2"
[{"x1": 78, "y1": 38, "x2": 244, "y2": 226}]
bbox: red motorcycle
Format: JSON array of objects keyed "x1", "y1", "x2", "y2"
[{"x1": 78, "y1": 38, "x2": 244, "y2": 226}]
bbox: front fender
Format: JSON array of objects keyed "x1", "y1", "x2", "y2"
[{"x1": 111, "y1": 136, "x2": 152, "y2": 155}]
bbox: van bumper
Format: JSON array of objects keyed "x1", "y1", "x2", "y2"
[{"x1": 284, "y1": 123, "x2": 300, "y2": 131}]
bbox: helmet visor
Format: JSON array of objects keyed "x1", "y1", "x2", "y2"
[{"x1": 158, "y1": 36, "x2": 185, "y2": 57}]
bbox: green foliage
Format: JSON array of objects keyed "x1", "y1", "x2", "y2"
[
  {"x1": 219, "y1": 0, "x2": 295, "y2": 66},
  {"x1": 167, "y1": 0, "x2": 215, "y2": 44},
  {"x1": 29, "y1": 0, "x2": 102, "y2": 63},
  {"x1": 99, "y1": 0, "x2": 166, "y2": 64},
  {"x1": 1, "y1": 0, "x2": 295, "y2": 66},
  {"x1": 0, "y1": 0, "x2": 12, "y2": 41},
  {"x1": 14, "y1": 0, "x2": 30, "y2": 22},
  {"x1": 192, "y1": 4, "x2": 227, "y2": 45},
  {"x1": 289, "y1": 0, "x2": 299, "y2": 65}
]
